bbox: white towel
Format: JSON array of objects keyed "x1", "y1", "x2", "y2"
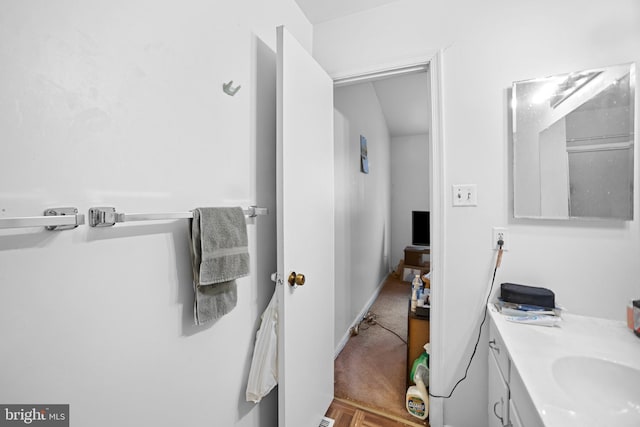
[{"x1": 246, "y1": 290, "x2": 278, "y2": 403}]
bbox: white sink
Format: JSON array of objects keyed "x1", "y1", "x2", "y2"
[{"x1": 552, "y1": 356, "x2": 640, "y2": 426}]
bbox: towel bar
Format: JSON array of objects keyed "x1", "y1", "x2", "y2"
[
  {"x1": 0, "y1": 207, "x2": 85, "y2": 231},
  {"x1": 88, "y1": 206, "x2": 268, "y2": 227}
]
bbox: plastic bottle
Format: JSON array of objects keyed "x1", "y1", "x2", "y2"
[
  {"x1": 411, "y1": 274, "x2": 421, "y2": 313},
  {"x1": 405, "y1": 375, "x2": 429, "y2": 420},
  {"x1": 411, "y1": 290, "x2": 417, "y2": 313},
  {"x1": 412, "y1": 274, "x2": 422, "y2": 291}
]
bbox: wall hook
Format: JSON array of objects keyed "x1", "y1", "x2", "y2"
[{"x1": 223, "y1": 80, "x2": 241, "y2": 96}]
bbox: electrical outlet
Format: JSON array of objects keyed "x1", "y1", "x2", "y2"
[
  {"x1": 492, "y1": 227, "x2": 508, "y2": 250},
  {"x1": 452, "y1": 184, "x2": 478, "y2": 206}
]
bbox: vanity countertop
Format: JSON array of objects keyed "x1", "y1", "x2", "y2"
[{"x1": 488, "y1": 304, "x2": 640, "y2": 427}]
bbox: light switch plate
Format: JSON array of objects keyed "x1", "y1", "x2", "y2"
[{"x1": 452, "y1": 184, "x2": 477, "y2": 206}]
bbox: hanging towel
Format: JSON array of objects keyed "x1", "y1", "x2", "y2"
[
  {"x1": 246, "y1": 289, "x2": 278, "y2": 403},
  {"x1": 189, "y1": 207, "x2": 249, "y2": 325}
]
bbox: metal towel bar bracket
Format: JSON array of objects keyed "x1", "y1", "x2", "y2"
[
  {"x1": 0, "y1": 206, "x2": 267, "y2": 230},
  {"x1": 0, "y1": 207, "x2": 85, "y2": 231},
  {"x1": 88, "y1": 206, "x2": 267, "y2": 227}
]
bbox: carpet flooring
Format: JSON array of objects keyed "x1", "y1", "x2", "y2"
[{"x1": 334, "y1": 274, "x2": 429, "y2": 426}]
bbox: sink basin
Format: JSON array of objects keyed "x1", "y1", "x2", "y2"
[{"x1": 552, "y1": 356, "x2": 640, "y2": 426}]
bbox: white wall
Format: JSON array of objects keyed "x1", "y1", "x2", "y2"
[
  {"x1": 0, "y1": 1, "x2": 311, "y2": 426},
  {"x1": 390, "y1": 133, "x2": 430, "y2": 269},
  {"x1": 313, "y1": 1, "x2": 640, "y2": 426},
  {"x1": 334, "y1": 82, "x2": 391, "y2": 346}
]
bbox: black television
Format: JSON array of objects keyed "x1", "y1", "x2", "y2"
[{"x1": 411, "y1": 211, "x2": 430, "y2": 247}]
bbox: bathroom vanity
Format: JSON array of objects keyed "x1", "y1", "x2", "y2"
[{"x1": 487, "y1": 304, "x2": 640, "y2": 427}]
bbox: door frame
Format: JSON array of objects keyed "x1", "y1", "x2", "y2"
[{"x1": 330, "y1": 50, "x2": 446, "y2": 427}]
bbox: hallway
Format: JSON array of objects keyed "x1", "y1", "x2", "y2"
[{"x1": 330, "y1": 273, "x2": 429, "y2": 426}]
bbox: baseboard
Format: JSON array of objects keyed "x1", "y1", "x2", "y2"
[{"x1": 334, "y1": 275, "x2": 388, "y2": 358}]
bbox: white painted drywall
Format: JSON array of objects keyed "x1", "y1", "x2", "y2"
[
  {"x1": 333, "y1": 82, "x2": 391, "y2": 346},
  {"x1": 333, "y1": 109, "x2": 353, "y2": 348},
  {"x1": 313, "y1": 0, "x2": 640, "y2": 426},
  {"x1": 0, "y1": 2, "x2": 311, "y2": 426},
  {"x1": 390, "y1": 134, "x2": 430, "y2": 269}
]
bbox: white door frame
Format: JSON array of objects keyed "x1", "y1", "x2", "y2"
[{"x1": 330, "y1": 50, "x2": 446, "y2": 427}]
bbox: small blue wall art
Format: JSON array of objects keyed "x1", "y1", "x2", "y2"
[{"x1": 360, "y1": 135, "x2": 369, "y2": 174}]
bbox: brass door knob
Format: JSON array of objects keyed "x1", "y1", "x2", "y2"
[{"x1": 288, "y1": 272, "x2": 306, "y2": 287}]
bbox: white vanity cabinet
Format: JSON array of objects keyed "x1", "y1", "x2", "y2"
[
  {"x1": 488, "y1": 317, "x2": 543, "y2": 427},
  {"x1": 488, "y1": 317, "x2": 510, "y2": 427},
  {"x1": 488, "y1": 305, "x2": 640, "y2": 427},
  {"x1": 488, "y1": 346, "x2": 509, "y2": 427},
  {"x1": 509, "y1": 400, "x2": 523, "y2": 427}
]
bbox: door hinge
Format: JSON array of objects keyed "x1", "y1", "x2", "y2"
[{"x1": 270, "y1": 272, "x2": 284, "y2": 286}]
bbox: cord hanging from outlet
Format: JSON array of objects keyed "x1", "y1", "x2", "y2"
[
  {"x1": 430, "y1": 236, "x2": 505, "y2": 399},
  {"x1": 349, "y1": 311, "x2": 406, "y2": 344},
  {"x1": 492, "y1": 227, "x2": 508, "y2": 250}
]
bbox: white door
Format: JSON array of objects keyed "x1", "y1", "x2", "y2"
[{"x1": 276, "y1": 26, "x2": 335, "y2": 427}]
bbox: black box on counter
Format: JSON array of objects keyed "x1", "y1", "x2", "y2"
[{"x1": 500, "y1": 283, "x2": 555, "y2": 309}]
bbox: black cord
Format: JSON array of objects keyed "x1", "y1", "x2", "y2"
[
  {"x1": 359, "y1": 314, "x2": 408, "y2": 345},
  {"x1": 375, "y1": 321, "x2": 408, "y2": 345},
  {"x1": 429, "y1": 242, "x2": 503, "y2": 399}
]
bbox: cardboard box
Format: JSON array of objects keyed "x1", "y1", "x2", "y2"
[
  {"x1": 405, "y1": 251, "x2": 425, "y2": 266},
  {"x1": 404, "y1": 247, "x2": 430, "y2": 267}
]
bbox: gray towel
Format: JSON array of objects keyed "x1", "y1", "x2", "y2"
[{"x1": 190, "y1": 207, "x2": 249, "y2": 324}]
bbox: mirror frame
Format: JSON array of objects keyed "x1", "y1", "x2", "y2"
[{"x1": 512, "y1": 62, "x2": 636, "y2": 221}]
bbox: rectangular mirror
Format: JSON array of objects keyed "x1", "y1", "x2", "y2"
[{"x1": 513, "y1": 63, "x2": 636, "y2": 220}]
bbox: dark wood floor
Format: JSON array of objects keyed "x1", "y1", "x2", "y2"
[{"x1": 325, "y1": 398, "x2": 427, "y2": 427}]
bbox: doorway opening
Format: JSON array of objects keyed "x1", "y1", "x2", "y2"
[{"x1": 331, "y1": 63, "x2": 433, "y2": 425}]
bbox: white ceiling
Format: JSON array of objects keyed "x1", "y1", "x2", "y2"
[
  {"x1": 294, "y1": 0, "x2": 402, "y2": 24},
  {"x1": 372, "y1": 72, "x2": 430, "y2": 137},
  {"x1": 296, "y1": 0, "x2": 430, "y2": 137}
]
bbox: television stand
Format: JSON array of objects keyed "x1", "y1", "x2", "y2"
[{"x1": 405, "y1": 245, "x2": 430, "y2": 251}]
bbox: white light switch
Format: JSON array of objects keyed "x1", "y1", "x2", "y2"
[{"x1": 452, "y1": 184, "x2": 477, "y2": 206}]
